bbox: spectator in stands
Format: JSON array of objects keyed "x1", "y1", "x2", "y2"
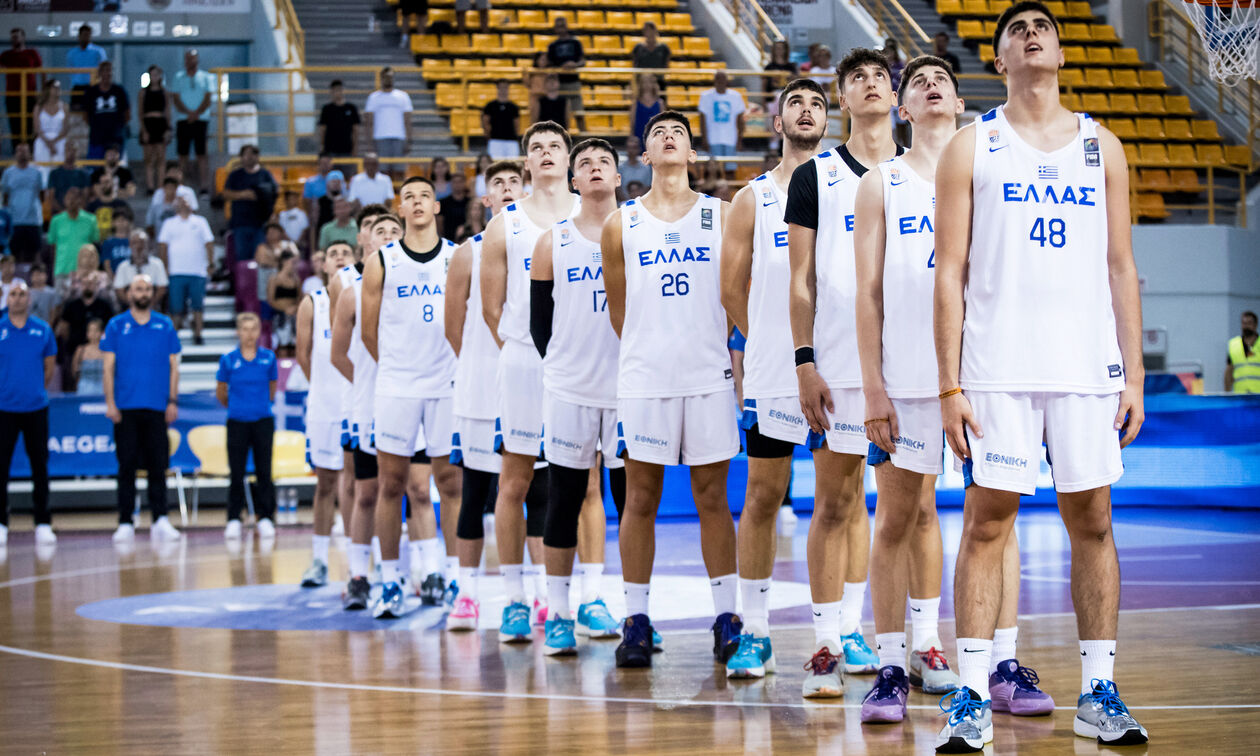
[
  {"x1": 631, "y1": 21, "x2": 670, "y2": 86},
  {"x1": 934, "y1": 31, "x2": 962, "y2": 74},
  {"x1": 223, "y1": 144, "x2": 278, "y2": 272},
  {"x1": 532, "y1": 73, "x2": 568, "y2": 129},
  {"x1": 138, "y1": 65, "x2": 171, "y2": 193},
  {"x1": 319, "y1": 198, "x2": 359, "y2": 251},
  {"x1": 472, "y1": 152, "x2": 492, "y2": 198},
  {"x1": 2, "y1": 28, "x2": 42, "y2": 146},
  {"x1": 698, "y1": 70, "x2": 746, "y2": 173},
  {"x1": 364, "y1": 67, "x2": 413, "y2": 171},
  {"x1": 620, "y1": 135, "x2": 651, "y2": 191},
  {"x1": 57, "y1": 273, "x2": 113, "y2": 390},
  {"x1": 0, "y1": 279, "x2": 57, "y2": 546},
  {"x1": 546, "y1": 17, "x2": 586, "y2": 132},
  {"x1": 526, "y1": 52, "x2": 549, "y2": 113},
  {"x1": 630, "y1": 73, "x2": 665, "y2": 145},
  {"x1": 101, "y1": 215, "x2": 133, "y2": 275},
  {"x1": 146, "y1": 162, "x2": 197, "y2": 229},
  {"x1": 455, "y1": 0, "x2": 490, "y2": 34},
  {"x1": 303, "y1": 152, "x2": 335, "y2": 246},
  {"x1": 805, "y1": 44, "x2": 834, "y2": 93},
  {"x1": 102, "y1": 273, "x2": 183, "y2": 543},
  {"x1": 267, "y1": 250, "x2": 301, "y2": 357},
  {"x1": 764, "y1": 40, "x2": 798, "y2": 86},
  {"x1": 114, "y1": 229, "x2": 168, "y2": 308},
  {"x1": 319, "y1": 80, "x2": 360, "y2": 158},
  {"x1": 399, "y1": 0, "x2": 427, "y2": 50},
  {"x1": 146, "y1": 177, "x2": 182, "y2": 235},
  {"x1": 0, "y1": 254, "x2": 14, "y2": 308},
  {"x1": 217, "y1": 311, "x2": 279, "y2": 540},
  {"x1": 158, "y1": 196, "x2": 215, "y2": 345},
  {"x1": 26, "y1": 264, "x2": 58, "y2": 325},
  {"x1": 882, "y1": 37, "x2": 905, "y2": 90},
  {"x1": 698, "y1": 158, "x2": 731, "y2": 201},
  {"x1": 90, "y1": 145, "x2": 137, "y2": 198},
  {"x1": 73, "y1": 317, "x2": 106, "y2": 395},
  {"x1": 1226, "y1": 311, "x2": 1260, "y2": 393},
  {"x1": 66, "y1": 24, "x2": 107, "y2": 111},
  {"x1": 254, "y1": 222, "x2": 296, "y2": 304},
  {"x1": 440, "y1": 173, "x2": 477, "y2": 241},
  {"x1": 1, "y1": 143, "x2": 44, "y2": 264},
  {"x1": 625, "y1": 180, "x2": 646, "y2": 200},
  {"x1": 313, "y1": 170, "x2": 347, "y2": 245},
  {"x1": 301, "y1": 250, "x2": 325, "y2": 296},
  {"x1": 81, "y1": 61, "x2": 130, "y2": 160},
  {"x1": 277, "y1": 190, "x2": 309, "y2": 250},
  {"x1": 172, "y1": 49, "x2": 216, "y2": 195},
  {"x1": 348, "y1": 152, "x2": 395, "y2": 211},
  {"x1": 430, "y1": 157, "x2": 452, "y2": 200},
  {"x1": 33, "y1": 81, "x2": 68, "y2": 179},
  {"x1": 48, "y1": 187, "x2": 100, "y2": 288},
  {"x1": 482, "y1": 80, "x2": 522, "y2": 159},
  {"x1": 86, "y1": 172, "x2": 132, "y2": 240},
  {"x1": 68, "y1": 245, "x2": 112, "y2": 306},
  {"x1": 46, "y1": 143, "x2": 90, "y2": 215}
]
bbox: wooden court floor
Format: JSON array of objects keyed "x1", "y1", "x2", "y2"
[{"x1": 1, "y1": 509, "x2": 1258, "y2": 754}]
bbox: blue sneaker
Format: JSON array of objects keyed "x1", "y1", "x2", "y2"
[
  {"x1": 935, "y1": 687, "x2": 993, "y2": 753},
  {"x1": 840, "y1": 629, "x2": 880, "y2": 674},
  {"x1": 372, "y1": 581, "x2": 406, "y2": 619},
  {"x1": 576, "y1": 599, "x2": 620, "y2": 638},
  {"x1": 499, "y1": 601, "x2": 532, "y2": 643},
  {"x1": 652, "y1": 629, "x2": 663, "y2": 652},
  {"x1": 543, "y1": 617, "x2": 578, "y2": 656},
  {"x1": 615, "y1": 614, "x2": 654, "y2": 668},
  {"x1": 725, "y1": 634, "x2": 776, "y2": 679},
  {"x1": 443, "y1": 579, "x2": 459, "y2": 608},
  {"x1": 711, "y1": 612, "x2": 743, "y2": 663},
  {"x1": 1073, "y1": 680, "x2": 1148, "y2": 745}
]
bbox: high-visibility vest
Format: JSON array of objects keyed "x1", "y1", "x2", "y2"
[{"x1": 1228, "y1": 336, "x2": 1260, "y2": 394}]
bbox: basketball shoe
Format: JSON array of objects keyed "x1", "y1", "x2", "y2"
[
  {"x1": 860, "y1": 665, "x2": 910, "y2": 723},
  {"x1": 372, "y1": 581, "x2": 406, "y2": 619},
  {"x1": 419, "y1": 573, "x2": 446, "y2": 605},
  {"x1": 840, "y1": 629, "x2": 880, "y2": 673},
  {"x1": 342, "y1": 576, "x2": 371, "y2": 610},
  {"x1": 909, "y1": 646, "x2": 961, "y2": 694},
  {"x1": 615, "y1": 614, "x2": 654, "y2": 668},
  {"x1": 989, "y1": 659, "x2": 1054, "y2": 716},
  {"x1": 935, "y1": 688, "x2": 993, "y2": 753},
  {"x1": 725, "y1": 634, "x2": 775, "y2": 679},
  {"x1": 300, "y1": 559, "x2": 328, "y2": 588},
  {"x1": 1074, "y1": 680, "x2": 1148, "y2": 745},
  {"x1": 711, "y1": 612, "x2": 743, "y2": 663},
  {"x1": 801, "y1": 645, "x2": 844, "y2": 698},
  {"x1": 500, "y1": 601, "x2": 532, "y2": 643},
  {"x1": 576, "y1": 599, "x2": 620, "y2": 638},
  {"x1": 448, "y1": 596, "x2": 480, "y2": 630},
  {"x1": 543, "y1": 617, "x2": 578, "y2": 656}
]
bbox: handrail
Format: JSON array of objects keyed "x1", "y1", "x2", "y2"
[
  {"x1": 274, "y1": 0, "x2": 306, "y2": 69},
  {"x1": 849, "y1": 0, "x2": 932, "y2": 56},
  {"x1": 713, "y1": 0, "x2": 786, "y2": 64}
]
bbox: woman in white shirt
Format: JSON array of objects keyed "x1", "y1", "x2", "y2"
[{"x1": 33, "y1": 80, "x2": 67, "y2": 177}]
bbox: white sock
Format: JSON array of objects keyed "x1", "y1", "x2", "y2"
[
  {"x1": 812, "y1": 601, "x2": 842, "y2": 649},
  {"x1": 419, "y1": 537, "x2": 441, "y2": 575},
  {"x1": 576, "y1": 562, "x2": 603, "y2": 603},
  {"x1": 502, "y1": 564, "x2": 525, "y2": 603},
  {"x1": 837, "y1": 581, "x2": 867, "y2": 635},
  {"x1": 399, "y1": 535, "x2": 412, "y2": 575},
  {"x1": 992, "y1": 626, "x2": 1019, "y2": 672},
  {"x1": 876, "y1": 632, "x2": 907, "y2": 671},
  {"x1": 458, "y1": 566, "x2": 478, "y2": 599},
  {"x1": 740, "y1": 577, "x2": 772, "y2": 636},
  {"x1": 524, "y1": 563, "x2": 546, "y2": 602},
  {"x1": 957, "y1": 638, "x2": 993, "y2": 699},
  {"x1": 380, "y1": 559, "x2": 403, "y2": 586},
  {"x1": 709, "y1": 573, "x2": 738, "y2": 616},
  {"x1": 547, "y1": 575, "x2": 572, "y2": 619},
  {"x1": 1079, "y1": 640, "x2": 1116, "y2": 694},
  {"x1": 909, "y1": 596, "x2": 941, "y2": 650},
  {"x1": 312, "y1": 535, "x2": 330, "y2": 564},
  {"x1": 624, "y1": 581, "x2": 651, "y2": 617},
  {"x1": 444, "y1": 556, "x2": 459, "y2": 584},
  {"x1": 370, "y1": 535, "x2": 382, "y2": 567},
  {"x1": 348, "y1": 543, "x2": 371, "y2": 578}
]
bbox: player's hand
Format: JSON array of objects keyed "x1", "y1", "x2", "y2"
[
  {"x1": 941, "y1": 391, "x2": 981, "y2": 461},
  {"x1": 1115, "y1": 381, "x2": 1144, "y2": 448},
  {"x1": 796, "y1": 363, "x2": 833, "y2": 434},
  {"x1": 165, "y1": 402, "x2": 179, "y2": 425},
  {"x1": 106, "y1": 403, "x2": 121, "y2": 424},
  {"x1": 864, "y1": 389, "x2": 899, "y2": 455}
]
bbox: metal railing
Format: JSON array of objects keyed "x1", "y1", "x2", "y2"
[
  {"x1": 849, "y1": 0, "x2": 932, "y2": 57},
  {"x1": 714, "y1": 0, "x2": 786, "y2": 64},
  {"x1": 0, "y1": 66, "x2": 95, "y2": 144},
  {"x1": 275, "y1": 0, "x2": 307, "y2": 69}
]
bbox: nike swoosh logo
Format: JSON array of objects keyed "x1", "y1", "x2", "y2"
[
  {"x1": 910, "y1": 607, "x2": 922, "y2": 612},
  {"x1": 761, "y1": 201, "x2": 777, "y2": 207},
  {"x1": 1109, "y1": 651, "x2": 1116, "y2": 656},
  {"x1": 890, "y1": 180, "x2": 907, "y2": 186},
  {"x1": 963, "y1": 648, "x2": 985, "y2": 653},
  {"x1": 1081, "y1": 650, "x2": 1087, "y2": 656},
  {"x1": 827, "y1": 178, "x2": 843, "y2": 186},
  {"x1": 812, "y1": 611, "x2": 822, "y2": 617},
  {"x1": 989, "y1": 145, "x2": 1008, "y2": 153},
  {"x1": 560, "y1": 241, "x2": 573, "y2": 247},
  {"x1": 629, "y1": 222, "x2": 640, "y2": 228},
  {"x1": 759, "y1": 587, "x2": 770, "y2": 593}
]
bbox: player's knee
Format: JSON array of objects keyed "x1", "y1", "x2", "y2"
[
  {"x1": 742, "y1": 480, "x2": 783, "y2": 522},
  {"x1": 1062, "y1": 504, "x2": 1112, "y2": 541}
]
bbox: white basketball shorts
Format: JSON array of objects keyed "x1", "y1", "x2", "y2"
[
  {"x1": 617, "y1": 390, "x2": 740, "y2": 466},
  {"x1": 865, "y1": 397, "x2": 945, "y2": 476},
  {"x1": 543, "y1": 394, "x2": 624, "y2": 470},
  {"x1": 452, "y1": 415, "x2": 502, "y2": 474},
  {"x1": 305, "y1": 419, "x2": 344, "y2": 471},
  {"x1": 740, "y1": 395, "x2": 811, "y2": 445},
  {"x1": 374, "y1": 395, "x2": 452, "y2": 458},
  {"x1": 495, "y1": 340, "x2": 544, "y2": 457},
  {"x1": 820, "y1": 387, "x2": 869, "y2": 456}
]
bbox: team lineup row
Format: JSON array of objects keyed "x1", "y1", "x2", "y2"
[{"x1": 286, "y1": 4, "x2": 1146, "y2": 753}]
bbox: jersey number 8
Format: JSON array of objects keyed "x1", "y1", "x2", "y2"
[
  {"x1": 423, "y1": 304, "x2": 434, "y2": 322},
  {"x1": 661, "y1": 272, "x2": 690, "y2": 297}
]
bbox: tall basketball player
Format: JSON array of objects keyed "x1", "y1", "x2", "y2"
[
  {"x1": 602, "y1": 111, "x2": 741, "y2": 669},
  {"x1": 933, "y1": 3, "x2": 1147, "y2": 751},
  {"x1": 361, "y1": 177, "x2": 462, "y2": 619},
  {"x1": 529, "y1": 138, "x2": 626, "y2": 656},
  {"x1": 481, "y1": 121, "x2": 577, "y2": 642},
  {"x1": 296, "y1": 241, "x2": 353, "y2": 587},
  {"x1": 719, "y1": 78, "x2": 828, "y2": 680},
  {"x1": 785, "y1": 48, "x2": 899, "y2": 696},
  {"x1": 852, "y1": 56, "x2": 964, "y2": 724}
]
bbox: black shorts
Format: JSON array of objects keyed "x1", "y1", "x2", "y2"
[
  {"x1": 744, "y1": 422, "x2": 796, "y2": 459},
  {"x1": 353, "y1": 448, "x2": 378, "y2": 480},
  {"x1": 411, "y1": 449, "x2": 431, "y2": 464},
  {"x1": 142, "y1": 117, "x2": 169, "y2": 145},
  {"x1": 176, "y1": 120, "x2": 208, "y2": 157}
]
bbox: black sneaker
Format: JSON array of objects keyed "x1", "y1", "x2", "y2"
[
  {"x1": 615, "y1": 614, "x2": 654, "y2": 668},
  {"x1": 342, "y1": 576, "x2": 371, "y2": 610},
  {"x1": 711, "y1": 611, "x2": 743, "y2": 663},
  {"x1": 419, "y1": 572, "x2": 446, "y2": 605}
]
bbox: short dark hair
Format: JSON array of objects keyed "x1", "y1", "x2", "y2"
[
  {"x1": 163, "y1": 177, "x2": 178, "y2": 187},
  {"x1": 372, "y1": 213, "x2": 403, "y2": 231},
  {"x1": 318, "y1": 150, "x2": 331, "y2": 161},
  {"x1": 643, "y1": 109, "x2": 693, "y2": 145},
  {"x1": 993, "y1": 1, "x2": 1059, "y2": 55},
  {"x1": 357, "y1": 203, "x2": 390, "y2": 226},
  {"x1": 400, "y1": 175, "x2": 435, "y2": 193},
  {"x1": 569, "y1": 137, "x2": 619, "y2": 171},
  {"x1": 324, "y1": 240, "x2": 355, "y2": 255},
  {"x1": 836, "y1": 48, "x2": 891, "y2": 92},
  {"x1": 264, "y1": 222, "x2": 284, "y2": 234},
  {"x1": 1244, "y1": 311, "x2": 1258, "y2": 322},
  {"x1": 521, "y1": 120, "x2": 572, "y2": 154},
  {"x1": 642, "y1": 21, "x2": 657, "y2": 31},
  {"x1": 485, "y1": 159, "x2": 524, "y2": 184},
  {"x1": 777, "y1": 77, "x2": 829, "y2": 114},
  {"x1": 380, "y1": 66, "x2": 393, "y2": 75},
  {"x1": 29, "y1": 262, "x2": 47, "y2": 275},
  {"x1": 330, "y1": 79, "x2": 343, "y2": 88},
  {"x1": 239, "y1": 144, "x2": 259, "y2": 157},
  {"x1": 898, "y1": 55, "x2": 959, "y2": 101}
]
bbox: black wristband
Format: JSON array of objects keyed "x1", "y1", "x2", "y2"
[{"x1": 794, "y1": 346, "x2": 815, "y2": 367}]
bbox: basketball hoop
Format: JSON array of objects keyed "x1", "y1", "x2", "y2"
[{"x1": 1181, "y1": 0, "x2": 1260, "y2": 86}]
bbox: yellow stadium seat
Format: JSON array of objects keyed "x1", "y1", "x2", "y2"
[
  {"x1": 502, "y1": 32, "x2": 532, "y2": 54},
  {"x1": 636, "y1": 12, "x2": 664, "y2": 29},
  {"x1": 1080, "y1": 92, "x2": 1109, "y2": 114},
  {"x1": 576, "y1": 10, "x2": 605, "y2": 28},
  {"x1": 682, "y1": 36, "x2": 712, "y2": 56},
  {"x1": 1060, "y1": 68, "x2": 1085, "y2": 88},
  {"x1": 1107, "y1": 118, "x2": 1135, "y2": 140},
  {"x1": 957, "y1": 20, "x2": 986, "y2": 39},
  {"x1": 1063, "y1": 46, "x2": 1087, "y2": 65},
  {"x1": 1060, "y1": 91, "x2": 1082, "y2": 110},
  {"x1": 1113, "y1": 48, "x2": 1140, "y2": 65},
  {"x1": 547, "y1": 10, "x2": 576, "y2": 26},
  {"x1": 534, "y1": 35, "x2": 554, "y2": 52},
  {"x1": 1136, "y1": 93, "x2": 1166, "y2": 114},
  {"x1": 937, "y1": 0, "x2": 964, "y2": 15},
  {"x1": 606, "y1": 11, "x2": 637, "y2": 31},
  {"x1": 411, "y1": 34, "x2": 441, "y2": 55},
  {"x1": 663, "y1": 13, "x2": 692, "y2": 32},
  {"x1": 1162, "y1": 119, "x2": 1192, "y2": 140},
  {"x1": 1135, "y1": 118, "x2": 1164, "y2": 140},
  {"x1": 1197, "y1": 143, "x2": 1227, "y2": 165},
  {"x1": 517, "y1": 9, "x2": 548, "y2": 30},
  {"x1": 961, "y1": 0, "x2": 988, "y2": 14},
  {"x1": 1192, "y1": 120, "x2": 1221, "y2": 140},
  {"x1": 472, "y1": 33, "x2": 504, "y2": 54},
  {"x1": 1123, "y1": 142, "x2": 1138, "y2": 163},
  {"x1": 610, "y1": 113, "x2": 630, "y2": 133},
  {"x1": 1091, "y1": 25, "x2": 1119, "y2": 44},
  {"x1": 1169, "y1": 143, "x2": 1197, "y2": 164},
  {"x1": 1109, "y1": 93, "x2": 1137, "y2": 113},
  {"x1": 1164, "y1": 95, "x2": 1194, "y2": 115},
  {"x1": 1140, "y1": 70, "x2": 1167, "y2": 89},
  {"x1": 1043, "y1": 2, "x2": 1067, "y2": 17},
  {"x1": 430, "y1": 9, "x2": 455, "y2": 25},
  {"x1": 1084, "y1": 68, "x2": 1113, "y2": 88},
  {"x1": 434, "y1": 83, "x2": 463, "y2": 108},
  {"x1": 1136, "y1": 193, "x2": 1170, "y2": 220},
  {"x1": 592, "y1": 35, "x2": 623, "y2": 54},
  {"x1": 1085, "y1": 47, "x2": 1113, "y2": 65},
  {"x1": 1171, "y1": 168, "x2": 1203, "y2": 192},
  {"x1": 1112, "y1": 69, "x2": 1140, "y2": 89},
  {"x1": 1066, "y1": 1, "x2": 1092, "y2": 18},
  {"x1": 1062, "y1": 23, "x2": 1091, "y2": 42},
  {"x1": 1224, "y1": 144, "x2": 1252, "y2": 166},
  {"x1": 1137, "y1": 168, "x2": 1173, "y2": 192},
  {"x1": 1138, "y1": 143, "x2": 1170, "y2": 165},
  {"x1": 441, "y1": 32, "x2": 473, "y2": 52}
]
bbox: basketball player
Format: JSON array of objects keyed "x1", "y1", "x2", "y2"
[
  {"x1": 361, "y1": 177, "x2": 462, "y2": 619},
  {"x1": 529, "y1": 138, "x2": 627, "y2": 656},
  {"x1": 851, "y1": 56, "x2": 964, "y2": 724},
  {"x1": 719, "y1": 78, "x2": 828, "y2": 679},
  {"x1": 296, "y1": 241, "x2": 353, "y2": 587},
  {"x1": 481, "y1": 121, "x2": 577, "y2": 641},
  {"x1": 933, "y1": 3, "x2": 1147, "y2": 750},
  {"x1": 601, "y1": 110, "x2": 740, "y2": 668},
  {"x1": 785, "y1": 48, "x2": 899, "y2": 696}
]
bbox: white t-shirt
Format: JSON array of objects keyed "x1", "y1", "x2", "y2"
[
  {"x1": 697, "y1": 88, "x2": 746, "y2": 147},
  {"x1": 348, "y1": 171, "x2": 395, "y2": 206},
  {"x1": 147, "y1": 184, "x2": 198, "y2": 212},
  {"x1": 113, "y1": 257, "x2": 170, "y2": 290},
  {"x1": 364, "y1": 89, "x2": 414, "y2": 140},
  {"x1": 158, "y1": 213, "x2": 215, "y2": 277},
  {"x1": 278, "y1": 207, "x2": 308, "y2": 244}
]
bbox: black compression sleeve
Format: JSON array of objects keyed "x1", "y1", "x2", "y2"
[
  {"x1": 608, "y1": 466, "x2": 626, "y2": 524},
  {"x1": 529, "y1": 279, "x2": 554, "y2": 359},
  {"x1": 524, "y1": 466, "x2": 548, "y2": 538},
  {"x1": 784, "y1": 159, "x2": 819, "y2": 230},
  {"x1": 543, "y1": 463, "x2": 588, "y2": 549},
  {"x1": 456, "y1": 468, "x2": 498, "y2": 540}
]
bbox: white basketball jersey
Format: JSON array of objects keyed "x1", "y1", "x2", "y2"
[
  {"x1": 878, "y1": 157, "x2": 938, "y2": 398},
  {"x1": 743, "y1": 172, "x2": 796, "y2": 400},
  {"x1": 334, "y1": 264, "x2": 358, "y2": 423},
  {"x1": 811, "y1": 149, "x2": 864, "y2": 389},
  {"x1": 348, "y1": 272, "x2": 377, "y2": 436},
  {"x1": 453, "y1": 234, "x2": 502, "y2": 421},
  {"x1": 306, "y1": 287, "x2": 349, "y2": 425},
  {"x1": 498, "y1": 196, "x2": 578, "y2": 346},
  {"x1": 618, "y1": 195, "x2": 732, "y2": 398},
  {"x1": 545, "y1": 219, "x2": 619, "y2": 408},
  {"x1": 963, "y1": 107, "x2": 1123, "y2": 393},
  {"x1": 375, "y1": 238, "x2": 458, "y2": 399}
]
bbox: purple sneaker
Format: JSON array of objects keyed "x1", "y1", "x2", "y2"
[
  {"x1": 989, "y1": 658, "x2": 1055, "y2": 716},
  {"x1": 860, "y1": 665, "x2": 909, "y2": 723}
]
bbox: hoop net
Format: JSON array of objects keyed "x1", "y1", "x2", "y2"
[{"x1": 1182, "y1": 0, "x2": 1260, "y2": 86}]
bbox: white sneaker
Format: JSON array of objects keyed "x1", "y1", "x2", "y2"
[
  {"x1": 151, "y1": 516, "x2": 181, "y2": 541},
  {"x1": 256, "y1": 518, "x2": 276, "y2": 539},
  {"x1": 331, "y1": 512, "x2": 345, "y2": 537},
  {"x1": 112, "y1": 523, "x2": 136, "y2": 543},
  {"x1": 34, "y1": 524, "x2": 57, "y2": 545},
  {"x1": 224, "y1": 519, "x2": 243, "y2": 540}
]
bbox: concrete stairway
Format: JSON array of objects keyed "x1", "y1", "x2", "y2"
[
  {"x1": 178, "y1": 294, "x2": 237, "y2": 393},
  {"x1": 896, "y1": 0, "x2": 1008, "y2": 109}
]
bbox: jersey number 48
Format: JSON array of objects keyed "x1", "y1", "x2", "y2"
[{"x1": 1029, "y1": 217, "x2": 1067, "y2": 249}]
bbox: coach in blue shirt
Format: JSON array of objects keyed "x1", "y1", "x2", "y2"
[
  {"x1": 0, "y1": 281, "x2": 57, "y2": 546},
  {"x1": 102, "y1": 275, "x2": 183, "y2": 543},
  {"x1": 216, "y1": 312, "x2": 279, "y2": 540}
]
